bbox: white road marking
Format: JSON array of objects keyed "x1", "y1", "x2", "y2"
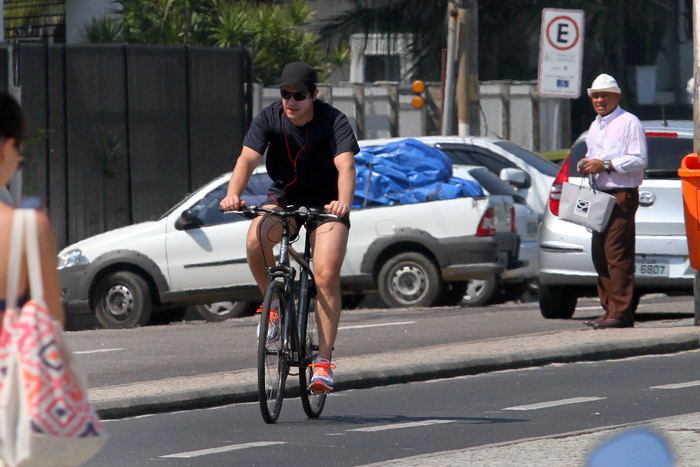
[
  {"x1": 651, "y1": 380, "x2": 700, "y2": 390},
  {"x1": 160, "y1": 441, "x2": 286, "y2": 458},
  {"x1": 73, "y1": 348, "x2": 126, "y2": 355},
  {"x1": 349, "y1": 419, "x2": 456, "y2": 432},
  {"x1": 504, "y1": 396, "x2": 606, "y2": 411},
  {"x1": 339, "y1": 321, "x2": 415, "y2": 330}
]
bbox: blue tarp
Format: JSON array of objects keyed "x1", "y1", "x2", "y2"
[{"x1": 352, "y1": 138, "x2": 483, "y2": 208}]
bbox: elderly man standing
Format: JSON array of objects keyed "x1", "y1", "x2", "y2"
[{"x1": 577, "y1": 74, "x2": 648, "y2": 329}]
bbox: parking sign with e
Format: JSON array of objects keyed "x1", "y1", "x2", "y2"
[{"x1": 537, "y1": 9, "x2": 584, "y2": 98}]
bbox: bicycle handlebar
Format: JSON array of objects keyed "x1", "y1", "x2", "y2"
[{"x1": 220, "y1": 205, "x2": 338, "y2": 221}]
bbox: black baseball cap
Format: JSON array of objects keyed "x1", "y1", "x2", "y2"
[{"x1": 278, "y1": 62, "x2": 317, "y2": 92}]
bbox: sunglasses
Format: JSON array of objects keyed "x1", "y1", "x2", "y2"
[{"x1": 280, "y1": 89, "x2": 310, "y2": 101}]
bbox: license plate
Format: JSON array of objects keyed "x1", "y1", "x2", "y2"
[{"x1": 635, "y1": 259, "x2": 669, "y2": 277}]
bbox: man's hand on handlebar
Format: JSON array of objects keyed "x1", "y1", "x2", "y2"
[
  {"x1": 220, "y1": 194, "x2": 246, "y2": 212},
  {"x1": 324, "y1": 200, "x2": 350, "y2": 218}
]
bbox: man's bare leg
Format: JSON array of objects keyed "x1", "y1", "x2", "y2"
[{"x1": 310, "y1": 222, "x2": 349, "y2": 361}]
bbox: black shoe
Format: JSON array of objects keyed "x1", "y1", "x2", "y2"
[
  {"x1": 583, "y1": 315, "x2": 606, "y2": 327},
  {"x1": 593, "y1": 318, "x2": 634, "y2": 329}
]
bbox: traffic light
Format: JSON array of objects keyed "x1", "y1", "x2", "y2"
[{"x1": 411, "y1": 80, "x2": 425, "y2": 109}]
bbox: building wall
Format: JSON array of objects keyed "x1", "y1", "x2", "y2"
[{"x1": 65, "y1": 0, "x2": 117, "y2": 43}]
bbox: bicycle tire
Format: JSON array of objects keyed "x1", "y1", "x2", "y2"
[
  {"x1": 257, "y1": 280, "x2": 288, "y2": 424},
  {"x1": 298, "y1": 286, "x2": 327, "y2": 418}
]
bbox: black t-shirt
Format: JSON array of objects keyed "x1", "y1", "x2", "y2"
[{"x1": 243, "y1": 100, "x2": 360, "y2": 206}]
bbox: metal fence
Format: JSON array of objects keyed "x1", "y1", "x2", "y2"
[
  {"x1": 254, "y1": 80, "x2": 569, "y2": 152},
  {"x1": 12, "y1": 43, "x2": 252, "y2": 247}
]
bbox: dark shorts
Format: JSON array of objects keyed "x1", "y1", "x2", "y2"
[{"x1": 262, "y1": 195, "x2": 351, "y2": 232}]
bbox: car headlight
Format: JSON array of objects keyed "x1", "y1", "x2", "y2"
[{"x1": 57, "y1": 249, "x2": 89, "y2": 270}]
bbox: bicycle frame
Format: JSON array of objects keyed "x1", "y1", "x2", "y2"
[
  {"x1": 247, "y1": 207, "x2": 322, "y2": 368},
  {"x1": 267, "y1": 215, "x2": 315, "y2": 367},
  {"x1": 224, "y1": 204, "x2": 331, "y2": 422}
]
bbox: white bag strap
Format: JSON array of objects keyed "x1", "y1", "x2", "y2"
[
  {"x1": 5, "y1": 209, "x2": 25, "y2": 310},
  {"x1": 23, "y1": 209, "x2": 45, "y2": 302}
]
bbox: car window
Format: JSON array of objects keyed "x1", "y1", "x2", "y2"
[
  {"x1": 439, "y1": 146, "x2": 518, "y2": 174},
  {"x1": 646, "y1": 137, "x2": 693, "y2": 178},
  {"x1": 568, "y1": 136, "x2": 693, "y2": 180},
  {"x1": 466, "y1": 167, "x2": 526, "y2": 204},
  {"x1": 492, "y1": 141, "x2": 559, "y2": 176},
  {"x1": 189, "y1": 173, "x2": 270, "y2": 226}
]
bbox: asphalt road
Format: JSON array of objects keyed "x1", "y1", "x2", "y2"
[
  {"x1": 65, "y1": 294, "x2": 695, "y2": 389},
  {"x1": 84, "y1": 350, "x2": 700, "y2": 466}
]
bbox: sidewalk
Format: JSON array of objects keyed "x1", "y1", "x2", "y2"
[{"x1": 90, "y1": 318, "x2": 700, "y2": 419}]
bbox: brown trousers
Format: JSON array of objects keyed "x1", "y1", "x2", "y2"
[{"x1": 591, "y1": 188, "x2": 639, "y2": 322}]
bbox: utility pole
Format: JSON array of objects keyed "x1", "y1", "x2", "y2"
[
  {"x1": 456, "y1": 0, "x2": 480, "y2": 136},
  {"x1": 441, "y1": 0, "x2": 458, "y2": 135}
]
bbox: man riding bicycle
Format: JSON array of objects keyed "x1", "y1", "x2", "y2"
[{"x1": 220, "y1": 62, "x2": 359, "y2": 392}]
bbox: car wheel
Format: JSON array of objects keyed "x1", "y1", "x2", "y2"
[
  {"x1": 94, "y1": 271, "x2": 152, "y2": 329},
  {"x1": 539, "y1": 284, "x2": 577, "y2": 319},
  {"x1": 462, "y1": 276, "x2": 499, "y2": 307},
  {"x1": 378, "y1": 252, "x2": 441, "y2": 308},
  {"x1": 195, "y1": 301, "x2": 255, "y2": 321},
  {"x1": 437, "y1": 281, "x2": 468, "y2": 306}
]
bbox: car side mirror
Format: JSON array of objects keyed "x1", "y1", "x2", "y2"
[
  {"x1": 175, "y1": 209, "x2": 203, "y2": 231},
  {"x1": 500, "y1": 168, "x2": 530, "y2": 189}
]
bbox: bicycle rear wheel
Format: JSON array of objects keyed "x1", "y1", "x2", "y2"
[
  {"x1": 298, "y1": 288, "x2": 327, "y2": 418},
  {"x1": 258, "y1": 280, "x2": 288, "y2": 424}
]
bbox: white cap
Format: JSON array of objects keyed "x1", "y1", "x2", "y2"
[{"x1": 587, "y1": 74, "x2": 621, "y2": 97}]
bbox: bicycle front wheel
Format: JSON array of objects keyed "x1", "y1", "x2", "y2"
[
  {"x1": 299, "y1": 288, "x2": 327, "y2": 418},
  {"x1": 258, "y1": 279, "x2": 288, "y2": 424}
]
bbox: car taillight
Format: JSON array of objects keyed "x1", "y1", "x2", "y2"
[
  {"x1": 510, "y1": 206, "x2": 516, "y2": 233},
  {"x1": 645, "y1": 131, "x2": 678, "y2": 138},
  {"x1": 477, "y1": 207, "x2": 496, "y2": 236},
  {"x1": 548, "y1": 152, "x2": 572, "y2": 216}
]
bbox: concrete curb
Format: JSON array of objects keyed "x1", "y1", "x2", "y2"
[{"x1": 91, "y1": 326, "x2": 700, "y2": 419}]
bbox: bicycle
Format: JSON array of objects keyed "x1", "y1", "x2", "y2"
[{"x1": 225, "y1": 205, "x2": 335, "y2": 424}]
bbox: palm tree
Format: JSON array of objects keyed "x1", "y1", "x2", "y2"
[{"x1": 79, "y1": 0, "x2": 349, "y2": 85}]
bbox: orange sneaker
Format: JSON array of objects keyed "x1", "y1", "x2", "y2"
[
  {"x1": 309, "y1": 358, "x2": 336, "y2": 392},
  {"x1": 256, "y1": 301, "x2": 279, "y2": 343}
]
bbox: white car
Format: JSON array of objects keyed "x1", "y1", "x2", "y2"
[
  {"x1": 453, "y1": 165, "x2": 540, "y2": 306},
  {"x1": 58, "y1": 169, "x2": 520, "y2": 328},
  {"x1": 538, "y1": 120, "x2": 694, "y2": 319},
  {"x1": 360, "y1": 136, "x2": 560, "y2": 215}
]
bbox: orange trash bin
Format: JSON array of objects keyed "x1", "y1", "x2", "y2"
[{"x1": 679, "y1": 153, "x2": 700, "y2": 270}]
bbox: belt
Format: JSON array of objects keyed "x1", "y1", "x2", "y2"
[{"x1": 602, "y1": 187, "x2": 638, "y2": 194}]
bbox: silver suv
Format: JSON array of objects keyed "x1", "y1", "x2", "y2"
[{"x1": 537, "y1": 120, "x2": 694, "y2": 319}]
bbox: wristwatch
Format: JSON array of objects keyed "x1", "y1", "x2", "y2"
[{"x1": 603, "y1": 161, "x2": 611, "y2": 174}]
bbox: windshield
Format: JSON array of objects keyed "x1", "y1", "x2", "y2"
[{"x1": 158, "y1": 172, "x2": 271, "y2": 221}]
